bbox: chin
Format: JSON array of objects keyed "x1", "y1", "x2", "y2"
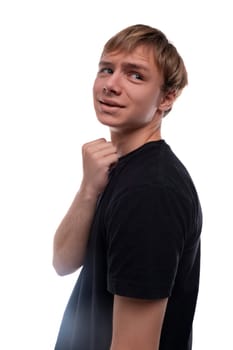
[{"x1": 96, "y1": 113, "x2": 119, "y2": 127}]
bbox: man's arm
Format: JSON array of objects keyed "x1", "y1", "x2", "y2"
[
  {"x1": 52, "y1": 138, "x2": 118, "y2": 276},
  {"x1": 110, "y1": 295, "x2": 168, "y2": 350}
]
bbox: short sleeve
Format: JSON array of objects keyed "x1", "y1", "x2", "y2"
[{"x1": 105, "y1": 185, "x2": 186, "y2": 299}]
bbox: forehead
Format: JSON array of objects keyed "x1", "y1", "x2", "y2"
[{"x1": 100, "y1": 45, "x2": 158, "y2": 69}]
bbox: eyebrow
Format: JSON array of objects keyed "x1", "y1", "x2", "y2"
[
  {"x1": 99, "y1": 60, "x2": 112, "y2": 67},
  {"x1": 122, "y1": 62, "x2": 150, "y2": 72},
  {"x1": 99, "y1": 60, "x2": 150, "y2": 73},
  {"x1": 99, "y1": 60, "x2": 112, "y2": 66}
]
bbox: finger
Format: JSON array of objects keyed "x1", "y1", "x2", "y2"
[
  {"x1": 83, "y1": 138, "x2": 106, "y2": 146},
  {"x1": 83, "y1": 141, "x2": 117, "y2": 157},
  {"x1": 92, "y1": 144, "x2": 118, "y2": 158},
  {"x1": 98, "y1": 153, "x2": 119, "y2": 168},
  {"x1": 82, "y1": 138, "x2": 110, "y2": 153},
  {"x1": 83, "y1": 138, "x2": 109, "y2": 148}
]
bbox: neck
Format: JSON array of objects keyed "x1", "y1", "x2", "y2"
[{"x1": 110, "y1": 127, "x2": 162, "y2": 157}]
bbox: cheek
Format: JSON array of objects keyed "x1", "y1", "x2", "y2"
[
  {"x1": 92, "y1": 81, "x2": 99, "y2": 112},
  {"x1": 134, "y1": 92, "x2": 157, "y2": 111},
  {"x1": 92, "y1": 80, "x2": 102, "y2": 111},
  {"x1": 133, "y1": 92, "x2": 159, "y2": 121},
  {"x1": 92, "y1": 79, "x2": 98, "y2": 95},
  {"x1": 93, "y1": 77, "x2": 103, "y2": 94}
]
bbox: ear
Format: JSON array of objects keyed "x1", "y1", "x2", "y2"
[{"x1": 158, "y1": 90, "x2": 177, "y2": 113}]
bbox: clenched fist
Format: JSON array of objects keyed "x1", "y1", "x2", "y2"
[{"x1": 81, "y1": 138, "x2": 118, "y2": 196}]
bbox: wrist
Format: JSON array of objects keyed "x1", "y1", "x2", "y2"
[{"x1": 79, "y1": 181, "x2": 101, "y2": 201}]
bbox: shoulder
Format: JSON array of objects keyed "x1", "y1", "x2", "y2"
[
  {"x1": 105, "y1": 183, "x2": 187, "y2": 227},
  {"x1": 112, "y1": 140, "x2": 194, "y2": 191}
]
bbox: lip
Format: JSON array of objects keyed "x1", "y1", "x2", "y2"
[{"x1": 99, "y1": 98, "x2": 125, "y2": 108}]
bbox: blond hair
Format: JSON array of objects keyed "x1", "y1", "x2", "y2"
[{"x1": 102, "y1": 24, "x2": 188, "y2": 116}]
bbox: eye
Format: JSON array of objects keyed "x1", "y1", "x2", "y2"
[
  {"x1": 130, "y1": 72, "x2": 143, "y2": 80},
  {"x1": 99, "y1": 67, "x2": 113, "y2": 75}
]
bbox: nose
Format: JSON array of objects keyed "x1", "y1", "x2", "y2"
[{"x1": 104, "y1": 71, "x2": 122, "y2": 95}]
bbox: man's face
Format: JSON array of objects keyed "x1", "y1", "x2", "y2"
[{"x1": 93, "y1": 45, "x2": 165, "y2": 132}]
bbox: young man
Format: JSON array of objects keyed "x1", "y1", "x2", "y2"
[{"x1": 53, "y1": 24, "x2": 202, "y2": 350}]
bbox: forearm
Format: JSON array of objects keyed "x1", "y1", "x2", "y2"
[
  {"x1": 53, "y1": 138, "x2": 118, "y2": 276},
  {"x1": 53, "y1": 183, "x2": 99, "y2": 275}
]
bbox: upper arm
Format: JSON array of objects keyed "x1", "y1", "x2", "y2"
[
  {"x1": 110, "y1": 295, "x2": 168, "y2": 350},
  {"x1": 106, "y1": 186, "x2": 185, "y2": 299},
  {"x1": 107, "y1": 186, "x2": 184, "y2": 349}
]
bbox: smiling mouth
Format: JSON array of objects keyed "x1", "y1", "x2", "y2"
[{"x1": 99, "y1": 99, "x2": 125, "y2": 108}]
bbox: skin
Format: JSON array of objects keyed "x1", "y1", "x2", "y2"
[
  {"x1": 53, "y1": 44, "x2": 177, "y2": 349},
  {"x1": 93, "y1": 45, "x2": 176, "y2": 157},
  {"x1": 53, "y1": 138, "x2": 118, "y2": 275},
  {"x1": 110, "y1": 296, "x2": 168, "y2": 350}
]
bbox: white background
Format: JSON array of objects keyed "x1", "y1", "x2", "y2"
[{"x1": 0, "y1": 0, "x2": 232, "y2": 349}]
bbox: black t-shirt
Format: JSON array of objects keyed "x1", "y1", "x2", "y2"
[{"x1": 55, "y1": 140, "x2": 202, "y2": 350}]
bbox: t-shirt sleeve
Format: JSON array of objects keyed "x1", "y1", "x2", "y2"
[{"x1": 105, "y1": 185, "x2": 186, "y2": 299}]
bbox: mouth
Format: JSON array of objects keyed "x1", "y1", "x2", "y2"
[{"x1": 99, "y1": 98, "x2": 125, "y2": 108}]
